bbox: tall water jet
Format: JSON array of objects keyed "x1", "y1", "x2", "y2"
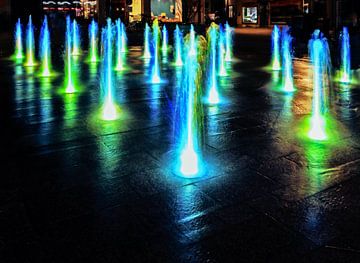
[
  {"x1": 65, "y1": 16, "x2": 75, "y2": 93},
  {"x1": 121, "y1": 21, "x2": 127, "y2": 53},
  {"x1": 162, "y1": 24, "x2": 168, "y2": 58},
  {"x1": 115, "y1": 19, "x2": 125, "y2": 71},
  {"x1": 308, "y1": 30, "x2": 331, "y2": 140},
  {"x1": 88, "y1": 19, "x2": 98, "y2": 63},
  {"x1": 207, "y1": 23, "x2": 220, "y2": 104},
  {"x1": 224, "y1": 22, "x2": 233, "y2": 62},
  {"x1": 271, "y1": 25, "x2": 281, "y2": 70},
  {"x1": 143, "y1": 23, "x2": 151, "y2": 59},
  {"x1": 151, "y1": 19, "x2": 161, "y2": 83},
  {"x1": 218, "y1": 24, "x2": 227, "y2": 76},
  {"x1": 176, "y1": 34, "x2": 203, "y2": 177},
  {"x1": 174, "y1": 25, "x2": 183, "y2": 66},
  {"x1": 25, "y1": 15, "x2": 36, "y2": 67},
  {"x1": 39, "y1": 16, "x2": 52, "y2": 77},
  {"x1": 101, "y1": 18, "x2": 118, "y2": 120},
  {"x1": 281, "y1": 26, "x2": 295, "y2": 92},
  {"x1": 340, "y1": 27, "x2": 351, "y2": 83},
  {"x1": 72, "y1": 19, "x2": 81, "y2": 56},
  {"x1": 189, "y1": 25, "x2": 196, "y2": 56},
  {"x1": 14, "y1": 18, "x2": 24, "y2": 61}
]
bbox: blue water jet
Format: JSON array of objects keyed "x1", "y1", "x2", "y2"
[
  {"x1": 281, "y1": 26, "x2": 295, "y2": 92},
  {"x1": 271, "y1": 25, "x2": 281, "y2": 70},
  {"x1": 340, "y1": 27, "x2": 351, "y2": 83},
  {"x1": 174, "y1": 25, "x2": 183, "y2": 66},
  {"x1": 39, "y1": 16, "x2": 52, "y2": 77},
  {"x1": 308, "y1": 30, "x2": 332, "y2": 140}
]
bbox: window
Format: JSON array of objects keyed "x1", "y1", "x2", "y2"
[{"x1": 242, "y1": 6, "x2": 258, "y2": 24}]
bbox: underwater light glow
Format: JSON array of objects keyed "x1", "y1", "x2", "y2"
[
  {"x1": 340, "y1": 27, "x2": 351, "y2": 83},
  {"x1": 65, "y1": 16, "x2": 75, "y2": 93},
  {"x1": 14, "y1": 18, "x2": 24, "y2": 60},
  {"x1": 88, "y1": 19, "x2": 98, "y2": 63},
  {"x1": 39, "y1": 16, "x2": 52, "y2": 77},
  {"x1": 72, "y1": 19, "x2": 81, "y2": 56},
  {"x1": 180, "y1": 146, "x2": 199, "y2": 176},
  {"x1": 271, "y1": 25, "x2": 281, "y2": 71},
  {"x1": 225, "y1": 22, "x2": 233, "y2": 62},
  {"x1": 174, "y1": 25, "x2": 183, "y2": 66},
  {"x1": 101, "y1": 18, "x2": 119, "y2": 120},
  {"x1": 144, "y1": 23, "x2": 151, "y2": 59},
  {"x1": 281, "y1": 26, "x2": 295, "y2": 92},
  {"x1": 151, "y1": 19, "x2": 161, "y2": 83},
  {"x1": 25, "y1": 15, "x2": 36, "y2": 67},
  {"x1": 308, "y1": 30, "x2": 331, "y2": 141}
]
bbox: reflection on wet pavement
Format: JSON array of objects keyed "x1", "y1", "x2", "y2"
[{"x1": 1, "y1": 29, "x2": 360, "y2": 262}]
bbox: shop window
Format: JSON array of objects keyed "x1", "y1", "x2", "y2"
[{"x1": 242, "y1": 6, "x2": 257, "y2": 24}]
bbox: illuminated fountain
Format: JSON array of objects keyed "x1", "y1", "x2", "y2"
[
  {"x1": 218, "y1": 24, "x2": 227, "y2": 76},
  {"x1": 115, "y1": 19, "x2": 125, "y2": 71},
  {"x1": 308, "y1": 30, "x2": 331, "y2": 140},
  {"x1": 174, "y1": 25, "x2": 183, "y2": 66},
  {"x1": 207, "y1": 23, "x2": 220, "y2": 104},
  {"x1": 225, "y1": 22, "x2": 233, "y2": 62},
  {"x1": 101, "y1": 18, "x2": 119, "y2": 120},
  {"x1": 121, "y1": 21, "x2": 127, "y2": 53},
  {"x1": 281, "y1": 26, "x2": 295, "y2": 92},
  {"x1": 271, "y1": 25, "x2": 281, "y2": 70},
  {"x1": 340, "y1": 27, "x2": 351, "y2": 83},
  {"x1": 88, "y1": 19, "x2": 99, "y2": 63},
  {"x1": 64, "y1": 16, "x2": 75, "y2": 93},
  {"x1": 151, "y1": 19, "x2": 161, "y2": 83},
  {"x1": 39, "y1": 16, "x2": 52, "y2": 77},
  {"x1": 176, "y1": 34, "x2": 203, "y2": 177},
  {"x1": 25, "y1": 15, "x2": 36, "y2": 67},
  {"x1": 144, "y1": 23, "x2": 151, "y2": 59},
  {"x1": 162, "y1": 24, "x2": 168, "y2": 58},
  {"x1": 72, "y1": 19, "x2": 81, "y2": 56},
  {"x1": 13, "y1": 18, "x2": 24, "y2": 61},
  {"x1": 189, "y1": 25, "x2": 196, "y2": 56}
]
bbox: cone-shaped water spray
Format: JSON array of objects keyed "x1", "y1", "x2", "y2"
[
  {"x1": 88, "y1": 19, "x2": 99, "y2": 63},
  {"x1": 174, "y1": 25, "x2": 183, "y2": 66},
  {"x1": 14, "y1": 18, "x2": 24, "y2": 61},
  {"x1": 151, "y1": 19, "x2": 161, "y2": 83},
  {"x1": 101, "y1": 18, "x2": 119, "y2": 121},
  {"x1": 225, "y1": 22, "x2": 233, "y2": 62},
  {"x1": 72, "y1": 19, "x2": 81, "y2": 56},
  {"x1": 39, "y1": 16, "x2": 52, "y2": 77},
  {"x1": 308, "y1": 30, "x2": 332, "y2": 140},
  {"x1": 340, "y1": 27, "x2": 351, "y2": 83},
  {"x1": 207, "y1": 23, "x2": 220, "y2": 104},
  {"x1": 162, "y1": 24, "x2": 168, "y2": 58},
  {"x1": 281, "y1": 26, "x2": 295, "y2": 92},
  {"x1": 144, "y1": 23, "x2": 151, "y2": 59},
  {"x1": 218, "y1": 24, "x2": 227, "y2": 77},
  {"x1": 65, "y1": 16, "x2": 75, "y2": 93},
  {"x1": 271, "y1": 25, "x2": 281, "y2": 70},
  {"x1": 25, "y1": 15, "x2": 36, "y2": 67},
  {"x1": 115, "y1": 19, "x2": 125, "y2": 71}
]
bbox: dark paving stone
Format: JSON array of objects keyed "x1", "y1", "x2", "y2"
[{"x1": 1, "y1": 28, "x2": 360, "y2": 262}]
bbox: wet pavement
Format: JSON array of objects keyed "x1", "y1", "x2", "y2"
[{"x1": 1, "y1": 28, "x2": 360, "y2": 262}]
